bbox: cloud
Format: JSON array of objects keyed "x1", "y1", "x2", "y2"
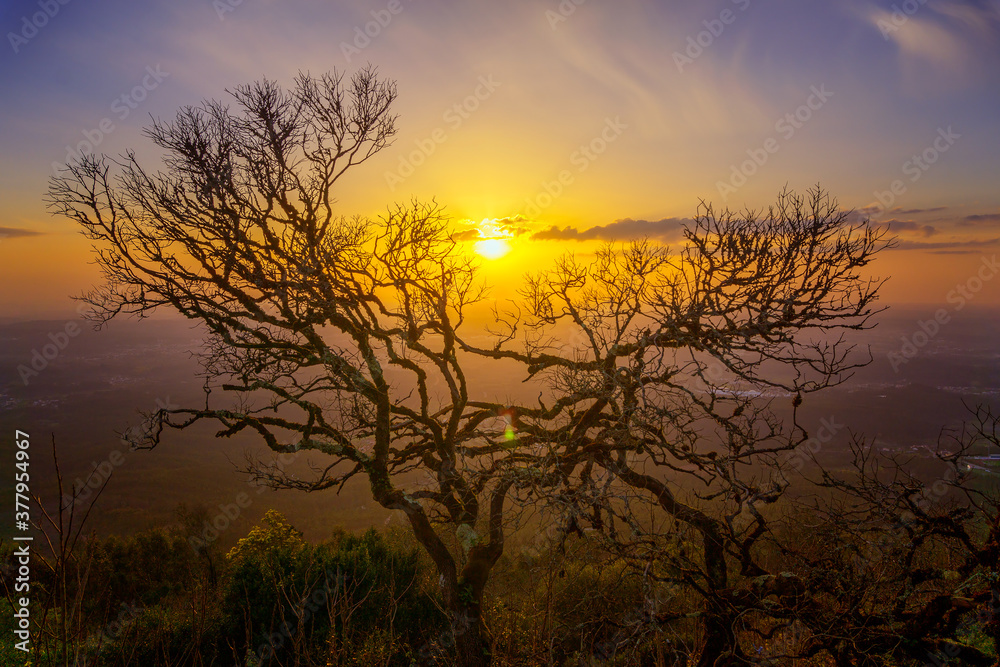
[
  {"x1": 890, "y1": 237, "x2": 1000, "y2": 251},
  {"x1": 492, "y1": 216, "x2": 532, "y2": 237},
  {"x1": 931, "y1": 0, "x2": 1000, "y2": 36},
  {"x1": 451, "y1": 229, "x2": 480, "y2": 242},
  {"x1": 886, "y1": 14, "x2": 969, "y2": 68},
  {"x1": 959, "y1": 213, "x2": 1000, "y2": 225},
  {"x1": 856, "y1": 206, "x2": 950, "y2": 222},
  {"x1": 451, "y1": 217, "x2": 531, "y2": 243},
  {"x1": 0, "y1": 226, "x2": 43, "y2": 240},
  {"x1": 897, "y1": 206, "x2": 948, "y2": 215},
  {"x1": 869, "y1": 0, "x2": 1000, "y2": 91},
  {"x1": 532, "y1": 217, "x2": 690, "y2": 243},
  {"x1": 881, "y1": 219, "x2": 937, "y2": 236}
]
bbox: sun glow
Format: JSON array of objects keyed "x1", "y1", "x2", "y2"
[
  {"x1": 472, "y1": 219, "x2": 513, "y2": 260},
  {"x1": 474, "y1": 238, "x2": 511, "y2": 259}
]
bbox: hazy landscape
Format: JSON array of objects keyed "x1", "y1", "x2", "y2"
[{"x1": 2, "y1": 304, "x2": 998, "y2": 543}]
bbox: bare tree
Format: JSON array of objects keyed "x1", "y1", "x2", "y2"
[
  {"x1": 47, "y1": 67, "x2": 520, "y2": 667},
  {"x1": 47, "y1": 62, "x2": 898, "y2": 666},
  {"x1": 1, "y1": 437, "x2": 112, "y2": 667},
  {"x1": 779, "y1": 403, "x2": 1000, "y2": 665},
  {"x1": 463, "y1": 187, "x2": 893, "y2": 665}
]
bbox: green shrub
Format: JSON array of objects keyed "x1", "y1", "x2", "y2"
[
  {"x1": 54, "y1": 511, "x2": 443, "y2": 666},
  {"x1": 221, "y1": 510, "x2": 442, "y2": 666}
]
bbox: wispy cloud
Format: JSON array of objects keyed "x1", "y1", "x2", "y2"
[
  {"x1": 881, "y1": 219, "x2": 938, "y2": 237},
  {"x1": 532, "y1": 217, "x2": 690, "y2": 242},
  {"x1": 897, "y1": 206, "x2": 949, "y2": 215},
  {"x1": 0, "y1": 226, "x2": 44, "y2": 240},
  {"x1": 890, "y1": 237, "x2": 1000, "y2": 251},
  {"x1": 868, "y1": 0, "x2": 1000, "y2": 91},
  {"x1": 959, "y1": 212, "x2": 1000, "y2": 225}
]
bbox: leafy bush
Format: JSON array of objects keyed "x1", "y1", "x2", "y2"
[
  {"x1": 221, "y1": 510, "x2": 442, "y2": 666},
  {"x1": 55, "y1": 511, "x2": 444, "y2": 666},
  {"x1": 92, "y1": 526, "x2": 206, "y2": 608}
]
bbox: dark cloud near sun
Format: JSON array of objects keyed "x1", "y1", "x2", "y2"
[
  {"x1": 532, "y1": 217, "x2": 690, "y2": 243},
  {"x1": 451, "y1": 229, "x2": 480, "y2": 242},
  {"x1": 492, "y1": 216, "x2": 532, "y2": 238},
  {"x1": 451, "y1": 216, "x2": 532, "y2": 243}
]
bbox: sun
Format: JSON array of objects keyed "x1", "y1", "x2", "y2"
[
  {"x1": 474, "y1": 238, "x2": 511, "y2": 260},
  {"x1": 472, "y1": 219, "x2": 514, "y2": 260}
]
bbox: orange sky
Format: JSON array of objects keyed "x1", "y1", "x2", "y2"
[
  {"x1": 2, "y1": 0, "x2": 999, "y2": 318},
  {"x1": 2, "y1": 222, "x2": 995, "y2": 323}
]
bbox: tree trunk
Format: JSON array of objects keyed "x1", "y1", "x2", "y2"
[
  {"x1": 449, "y1": 597, "x2": 491, "y2": 667},
  {"x1": 385, "y1": 478, "x2": 509, "y2": 666},
  {"x1": 697, "y1": 607, "x2": 745, "y2": 667},
  {"x1": 394, "y1": 507, "x2": 495, "y2": 666}
]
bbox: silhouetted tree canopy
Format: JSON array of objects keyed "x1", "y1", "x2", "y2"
[{"x1": 51, "y1": 66, "x2": 984, "y2": 667}]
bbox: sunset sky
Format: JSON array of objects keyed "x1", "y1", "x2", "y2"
[{"x1": 2, "y1": 0, "x2": 999, "y2": 318}]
